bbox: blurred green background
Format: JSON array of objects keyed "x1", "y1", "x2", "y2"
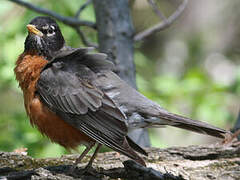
[{"x1": 0, "y1": 0, "x2": 239, "y2": 158}]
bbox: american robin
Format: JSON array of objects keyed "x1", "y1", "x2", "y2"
[{"x1": 15, "y1": 16, "x2": 229, "y2": 168}]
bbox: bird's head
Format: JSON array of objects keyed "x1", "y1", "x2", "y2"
[{"x1": 24, "y1": 16, "x2": 65, "y2": 60}]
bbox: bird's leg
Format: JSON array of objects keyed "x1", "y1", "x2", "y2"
[
  {"x1": 84, "y1": 143, "x2": 102, "y2": 171},
  {"x1": 69, "y1": 143, "x2": 102, "y2": 175},
  {"x1": 69, "y1": 142, "x2": 95, "y2": 173},
  {"x1": 76, "y1": 143, "x2": 95, "y2": 165}
]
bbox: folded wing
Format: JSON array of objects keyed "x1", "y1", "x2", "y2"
[{"x1": 37, "y1": 49, "x2": 147, "y2": 160}]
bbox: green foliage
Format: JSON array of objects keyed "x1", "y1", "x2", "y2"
[{"x1": 136, "y1": 51, "x2": 232, "y2": 127}]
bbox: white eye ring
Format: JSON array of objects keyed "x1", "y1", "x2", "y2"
[
  {"x1": 50, "y1": 25, "x2": 55, "y2": 30},
  {"x1": 46, "y1": 26, "x2": 55, "y2": 36},
  {"x1": 47, "y1": 31, "x2": 55, "y2": 36}
]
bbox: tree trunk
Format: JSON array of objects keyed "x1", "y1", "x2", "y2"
[
  {"x1": 0, "y1": 144, "x2": 239, "y2": 179},
  {"x1": 233, "y1": 112, "x2": 240, "y2": 140},
  {"x1": 92, "y1": 0, "x2": 150, "y2": 147}
]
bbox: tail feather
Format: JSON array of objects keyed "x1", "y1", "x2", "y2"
[
  {"x1": 121, "y1": 137, "x2": 146, "y2": 166},
  {"x1": 155, "y1": 111, "x2": 229, "y2": 138},
  {"x1": 126, "y1": 136, "x2": 148, "y2": 156}
]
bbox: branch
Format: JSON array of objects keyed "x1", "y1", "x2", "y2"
[
  {"x1": 148, "y1": 0, "x2": 167, "y2": 21},
  {"x1": 9, "y1": 0, "x2": 96, "y2": 29},
  {"x1": 1, "y1": 144, "x2": 240, "y2": 179},
  {"x1": 134, "y1": 0, "x2": 188, "y2": 42},
  {"x1": 75, "y1": 0, "x2": 92, "y2": 18},
  {"x1": 72, "y1": 0, "x2": 97, "y2": 48},
  {"x1": 75, "y1": 27, "x2": 98, "y2": 48}
]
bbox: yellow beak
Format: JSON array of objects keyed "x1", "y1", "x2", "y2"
[{"x1": 26, "y1": 24, "x2": 43, "y2": 37}]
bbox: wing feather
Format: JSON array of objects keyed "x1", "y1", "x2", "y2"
[{"x1": 36, "y1": 49, "x2": 135, "y2": 156}]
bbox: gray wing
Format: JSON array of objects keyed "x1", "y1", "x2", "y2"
[{"x1": 36, "y1": 50, "x2": 143, "y2": 157}]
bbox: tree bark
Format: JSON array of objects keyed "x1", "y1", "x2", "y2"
[
  {"x1": 92, "y1": 0, "x2": 150, "y2": 147},
  {"x1": 0, "y1": 144, "x2": 239, "y2": 179}
]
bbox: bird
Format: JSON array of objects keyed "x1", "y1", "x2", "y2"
[{"x1": 15, "y1": 16, "x2": 229, "y2": 169}]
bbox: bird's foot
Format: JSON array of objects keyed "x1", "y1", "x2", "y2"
[{"x1": 67, "y1": 163, "x2": 95, "y2": 176}]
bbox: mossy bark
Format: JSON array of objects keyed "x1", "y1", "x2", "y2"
[{"x1": 0, "y1": 144, "x2": 239, "y2": 179}]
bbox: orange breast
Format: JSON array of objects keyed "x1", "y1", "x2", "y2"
[
  {"x1": 29, "y1": 97, "x2": 92, "y2": 149},
  {"x1": 15, "y1": 52, "x2": 93, "y2": 149}
]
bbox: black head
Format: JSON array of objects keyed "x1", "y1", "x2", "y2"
[{"x1": 24, "y1": 16, "x2": 65, "y2": 60}]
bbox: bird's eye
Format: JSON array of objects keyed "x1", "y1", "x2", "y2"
[
  {"x1": 41, "y1": 25, "x2": 55, "y2": 36},
  {"x1": 48, "y1": 29, "x2": 54, "y2": 34}
]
